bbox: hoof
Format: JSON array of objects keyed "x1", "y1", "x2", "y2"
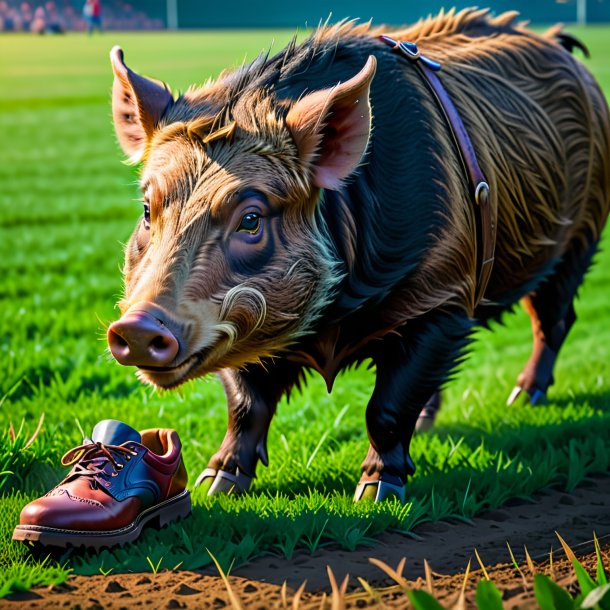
[
  {"x1": 354, "y1": 478, "x2": 406, "y2": 503},
  {"x1": 194, "y1": 467, "x2": 252, "y2": 496},
  {"x1": 506, "y1": 385, "x2": 524, "y2": 406},
  {"x1": 506, "y1": 385, "x2": 547, "y2": 406}
]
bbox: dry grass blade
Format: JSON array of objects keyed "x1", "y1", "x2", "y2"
[
  {"x1": 368, "y1": 557, "x2": 408, "y2": 588},
  {"x1": 506, "y1": 541, "x2": 527, "y2": 587},
  {"x1": 8, "y1": 421, "x2": 15, "y2": 442},
  {"x1": 424, "y1": 559, "x2": 434, "y2": 594},
  {"x1": 23, "y1": 413, "x2": 45, "y2": 450},
  {"x1": 549, "y1": 546, "x2": 554, "y2": 581},
  {"x1": 452, "y1": 558, "x2": 471, "y2": 610},
  {"x1": 474, "y1": 548, "x2": 490, "y2": 580},
  {"x1": 317, "y1": 592, "x2": 327, "y2": 610},
  {"x1": 524, "y1": 545, "x2": 536, "y2": 576},
  {"x1": 280, "y1": 580, "x2": 287, "y2": 609},
  {"x1": 327, "y1": 566, "x2": 349, "y2": 610},
  {"x1": 555, "y1": 532, "x2": 576, "y2": 562},
  {"x1": 356, "y1": 577, "x2": 382, "y2": 604},
  {"x1": 397, "y1": 557, "x2": 406, "y2": 578},
  {"x1": 292, "y1": 580, "x2": 307, "y2": 610},
  {"x1": 207, "y1": 549, "x2": 244, "y2": 610}
]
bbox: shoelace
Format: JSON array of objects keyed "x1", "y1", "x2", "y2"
[{"x1": 60, "y1": 440, "x2": 138, "y2": 481}]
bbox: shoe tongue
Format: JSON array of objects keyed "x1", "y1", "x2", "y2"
[{"x1": 91, "y1": 420, "x2": 141, "y2": 445}]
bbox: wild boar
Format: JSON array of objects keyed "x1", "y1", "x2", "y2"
[{"x1": 107, "y1": 9, "x2": 610, "y2": 501}]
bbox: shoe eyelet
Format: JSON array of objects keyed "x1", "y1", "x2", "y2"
[{"x1": 111, "y1": 472, "x2": 118, "y2": 477}]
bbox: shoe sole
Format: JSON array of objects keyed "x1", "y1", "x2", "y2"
[{"x1": 12, "y1": 488, "x2": 191, "y2": 550}]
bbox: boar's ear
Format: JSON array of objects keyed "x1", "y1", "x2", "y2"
[
  {"x1": 286, "y1": 55, "x2": 376, "y2": 190},
  {"x1": 110, "y1": 46, "x2": 173, "y2": 161}
]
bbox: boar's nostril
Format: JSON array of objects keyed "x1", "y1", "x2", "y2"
[
  {"x1": 114, "y1": 334, "x2": 128, "y2": 348},
  {"x1": 149, "y1": 334, "x2": 178, "y2": 359},
  {"x1": 151, "y1": 335, "x2": 168, "y2": 350},
  {"x1": 107, "y1": 313, "x2": 180, "y2": 368},
  {"x1": 107, "y1": 327, "x2": 130, "y2": 357}
]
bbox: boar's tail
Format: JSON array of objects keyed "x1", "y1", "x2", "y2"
[
  {"x1": 545, "y1": 26, "x2": 590, "y2": 58},
  {"x1": 556, "y1": 32, "x2": 590, "y2": 57}
]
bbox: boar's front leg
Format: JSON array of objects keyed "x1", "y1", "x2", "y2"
[
  {"x1": 355, "y1": 309, "x2": 473, "y2": 502},
  {"x1": 195, "y1": 360, "x2": 302, "y2": 495}
]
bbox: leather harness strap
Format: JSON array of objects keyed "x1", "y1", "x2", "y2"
[{"x1": 379, "y1": 35, "x2": 497, "y2": 307}]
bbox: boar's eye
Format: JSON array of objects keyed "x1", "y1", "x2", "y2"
[
  {"x1": 143, "y1": 202, "x2": 151, "y2": 228},
  {"x1": 236, "y1": 212, "x2": 261, "y2": 234}
]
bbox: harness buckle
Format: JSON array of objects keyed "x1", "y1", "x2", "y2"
[
  {"x1": 379, "y1": 35, "x2": 442, "y2": 71},
  {"x1": 475, "y1": 181, "x2": 490, "y2": 206},
  {"x1": 398, "y1": 40, "x2": 421, "y2": 61}
]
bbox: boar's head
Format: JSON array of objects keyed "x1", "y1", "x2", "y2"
[{"x1": 106, "y1": 47, "x2": 376, "y2": 388}]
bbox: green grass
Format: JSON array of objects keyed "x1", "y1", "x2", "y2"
[{"x1": 1, "y1": 27, "x2": 609, "y2": 595}]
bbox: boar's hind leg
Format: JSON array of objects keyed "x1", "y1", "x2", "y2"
[
  {"x1": 507, "y1": 239, "x2": 598, "y2": 406},
  {"x1": 415, "y1": 390, "x2": 442, "y2": 433},
  {"x1": 195, "y1": 360, "x2": 301, "y2": 496},
  {"x1": 355, "y1": 310, "x2": 473, "y2": 503}
]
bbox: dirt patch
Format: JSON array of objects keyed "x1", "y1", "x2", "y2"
[
  {"x1": 2, "y1": 475, "x2": 610, "y2": 609},
  {"x1": 235, "y1": 475, "x2": 610, "y2": 590}
]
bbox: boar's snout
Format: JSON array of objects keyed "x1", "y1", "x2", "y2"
[{"x1": 107, "y1": 309, "x2": 179, "y2": 368}]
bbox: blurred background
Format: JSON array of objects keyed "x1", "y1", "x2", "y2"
[{"x1": 1, "y1": 0, "x2": 609, "y2": 33}]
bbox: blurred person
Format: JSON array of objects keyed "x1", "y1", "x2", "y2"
[
  {"x1": 45, "y1": 1, "x2": 64, "y2": 33},
  {"x1": 6, "y1": 7, "x2": 24, "y2": 30},
  {"x1": 83, "y1": 0, "x2": 101, "y2": 34},
  {"x1": 63, "y1": 4, "x2": 76, "y2": 28},
  {"x1": 2, "y1": 7, "x2": 14, "y2": 30},
  {"x1": 30, "y1": 5, "x2": 45, "y2": 33},
  {"x1": 20, "y1": 2, "x2": 32, "y2": 29}
]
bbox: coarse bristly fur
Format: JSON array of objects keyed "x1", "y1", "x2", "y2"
[
  {"x1": 109, "y1": 8, "x2": 610, "y2": 489},
  {"x1": 128, "y1": 8, "x2": 605, "y2": 383}
]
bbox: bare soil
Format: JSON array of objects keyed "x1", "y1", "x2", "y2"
[{"x1": 3, "y1": 475, "x2": 610, "y2": 609}]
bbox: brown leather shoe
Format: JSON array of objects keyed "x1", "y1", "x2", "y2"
[{"x1": 13, "y1": 420, "x2": 190, "y2": 549}]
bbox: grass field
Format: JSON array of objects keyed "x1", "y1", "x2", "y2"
[{"x1": 1, "y1": 27, "x2": 609, "y2": 595}]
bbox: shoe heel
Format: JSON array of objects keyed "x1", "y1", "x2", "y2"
[{"x1": 157, "y1": 490, "x2": 191, "y2": 528}]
